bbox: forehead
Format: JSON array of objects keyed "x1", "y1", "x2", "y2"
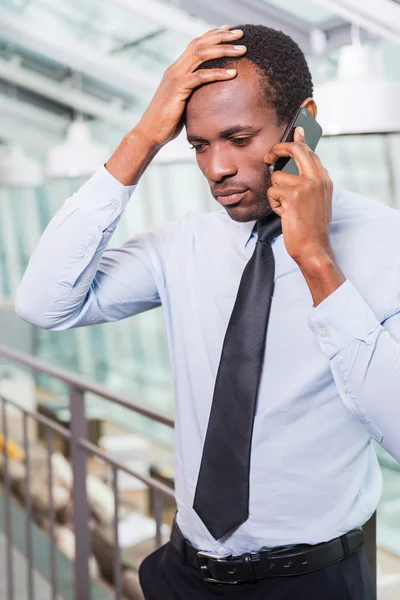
[{"x1": 185, "y1": 60, "x2": 274, "y2": 133}]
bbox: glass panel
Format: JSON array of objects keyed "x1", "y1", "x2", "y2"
[
  {"x1": 0, "y1": 0, "x2": 190, "y2": 76},
  {"x1": 316, "y1": 130, "x2": 400, "y2": 559},
  {"x1": 317, "y1": 134, "x2": 397, "y2": 206},
  {"x1": 3, "y1": 160, "x2": 214, "y2": 446},
  {"x1": 260, "y1": 0, "x2": 335, "y2": 24}
]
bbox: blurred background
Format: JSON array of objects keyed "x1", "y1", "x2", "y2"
[{"x1": 0, "y1": 0, "x2": 399, "y2": 598}]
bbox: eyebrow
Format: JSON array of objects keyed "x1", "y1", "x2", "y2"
[{"x1": 187, "y1": 125, "x2": 261, "y2": 143}]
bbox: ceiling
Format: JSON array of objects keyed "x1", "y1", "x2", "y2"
[{"x1": 0, "y1": 0, "x2": 399, "y2": 157}]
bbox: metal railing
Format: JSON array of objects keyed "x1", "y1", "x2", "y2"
[
  {"x1": 0, "y1": 344, "x2": 377, "y2": 599},
  {"x1": 0, "y1": 344, "x2": 175, "y2": 600}
]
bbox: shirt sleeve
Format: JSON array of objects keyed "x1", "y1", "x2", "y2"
[
  {"x1": 308, "y1": 278, "x2": 400, "y2": 462},
  {"x1": 15, "y1": 166, "x2": 168, "y2": 330}
]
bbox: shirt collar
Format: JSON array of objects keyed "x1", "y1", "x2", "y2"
[
  {"x1": 236, "y1": 219, "x2": 258, "y2": 248},
  {"x1": 228, "y1": 183, "x2": 342, "y2": 249}
]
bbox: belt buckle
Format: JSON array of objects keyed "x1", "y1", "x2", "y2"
[{"x1": 197, "y1": 550, "x2": 238, "y2": 584}]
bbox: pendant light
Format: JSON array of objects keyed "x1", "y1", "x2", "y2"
[
  {"x1": 314, "y1": 28, "x2": 400, "y2": 135},
  {"x1": 46, "y1": 115, "x2": 111, "y2": 178},
  {"x1": 0, "y1": 144, "x2": 44, "y2": 187}
]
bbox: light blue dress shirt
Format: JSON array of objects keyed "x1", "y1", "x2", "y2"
[{"x1": 15, "y1": 167, "x2": 400, "y2": 556}]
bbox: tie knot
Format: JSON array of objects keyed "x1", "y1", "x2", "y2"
[{"x1": 257, "y1": 212, "x2": 282, "y2": 244}]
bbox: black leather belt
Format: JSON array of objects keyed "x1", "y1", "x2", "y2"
[{"x1": 170, "y1": 517, "x2": 364, "y2": 584}]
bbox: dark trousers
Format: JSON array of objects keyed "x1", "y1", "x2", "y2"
[{"x1": 139, "y1": 541, "x2": 376, "y2": 600}]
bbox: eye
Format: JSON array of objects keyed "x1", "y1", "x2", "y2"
[
  {"x1": 232, "y1": 136, "x2": 252, "y2": 146},
  {"x1": 189, "y1": 144, "x2": 207, "y2": 153}
]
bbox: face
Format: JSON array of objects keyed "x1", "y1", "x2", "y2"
[{"x1": 185, "y1": 60, "x2": 287, "y2": 222}]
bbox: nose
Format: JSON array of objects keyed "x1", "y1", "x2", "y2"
[{"x1": 205, "y1": 144, "x2": 238, "y2": 183}]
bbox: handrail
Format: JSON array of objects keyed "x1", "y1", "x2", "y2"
[
  {"x1": 0, "y1": 344, "x2": 175, "y2": 600},
  {"x1": 0, "y1": 344, "x2": 174, "y2": 428},
  {"x1": 0, "y1": 343, "x2": 377, "y2": 599}
]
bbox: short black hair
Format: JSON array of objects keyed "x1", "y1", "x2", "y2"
[{"x1": 200, "y1": 24, "x2": 313, "y2": 126}]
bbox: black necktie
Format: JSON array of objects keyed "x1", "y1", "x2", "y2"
[{"x1": 193, "y1": 212, "x2": 282, "y2": 540}]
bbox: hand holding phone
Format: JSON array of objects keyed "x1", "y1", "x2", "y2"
[
  {"x1": 269, "y1": 107, "x2": 323, "y2": 176},
  {"x1": 264, "y1": 106, "x2": 335, "y2": 277}
]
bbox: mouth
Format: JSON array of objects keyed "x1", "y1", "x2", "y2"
[{"x1": 215, "y1": 190, "x2": 248, "y2": 206}]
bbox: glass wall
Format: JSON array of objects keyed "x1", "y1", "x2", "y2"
[
  {"x1": 318, "y1": 131, "x2": 400, "y2": 556},
  {"x1": 0, "y1": 37, "x2": 399, "y2": 557},
  {"x1": 0, "y1": 160, "x2": 216, "y2": 446}
]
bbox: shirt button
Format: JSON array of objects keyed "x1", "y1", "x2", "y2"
[
  {"x1": 318, "y1": 328, "x2": 327, "y2": 337},
  {"x1": 217, "y1": 547, "x2": 226, "y2": 555},
  {"x1": 340, "y1": 385, "x2": 348, "y2": 394},
  {"x1": 111, "y1": 202, "x2": 119, "y2": 210},
  {"x1": 83, "y1": 252, "x2": 90, "y2": 259}
]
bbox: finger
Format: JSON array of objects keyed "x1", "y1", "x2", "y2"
[
  {"x1": 293, "y1": 126, "x2": 328, "y2": 188},
  {"x1": 186, "y1": 28, "x2": 243, "y2": 57},
  {"x1": 201, "y1": 27, "x2": 243, "y2": 44},
  {"x1": 308, "y1": 151, "x2": 333, "y2": 193},
  {"x1": 270, "y1": 170, "x2": 299, "y2": 188},
  {"x1": 293, "y1": 125, "x2": 305, "y2": 143},
  {"x1": 198, "y1": 25, "x2": 231, "y2": 36},
  {"x1": 267, "y1": 183, "x2": 293, "y2": 207},
  {"x1": 266, "y1": 184, "x2": 294, "y2": 218},
  {"x1": 184, "y1": 42, "x2": 247, "y2": 68},
  {"x1": 264, "y1": 126, "x2": 307, "y2": 165},
  {"x1": 264, "y1": 140, "x2": 317, "y2": 179},
  {"x1": 187, "y1": 67, "x2": 238, "y2": 88},
  {"x1": 175, "y1": 29, "x2": 244, "y2": 72},
  {"x1": 204, "y1": 25, "x2": 233, "y2": 35},
  {"x1": 174, "y1": 27, "x2": 243, "y2": 70}
]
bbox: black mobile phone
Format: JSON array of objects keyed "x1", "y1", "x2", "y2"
[{"x1": 269, "y1": 106, "x2": 323, "y2": 176}]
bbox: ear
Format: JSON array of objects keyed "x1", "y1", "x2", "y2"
[{"x1": 300, "y1": 97, "x2": 317, "y2": 120}]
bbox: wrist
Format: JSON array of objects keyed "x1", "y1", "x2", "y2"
[
  {"x1": 297, "y1": 248, "x2": 337, "y2": 275},
  {"x1": 298, "y1": 250, "x2": 346, "y2": 307},
  {"x1": 105, "y1": 127, "x2": 161, "y2": 186},
  {"x1": 129, "y1": 124, "x2": 164, "y2": 153}
]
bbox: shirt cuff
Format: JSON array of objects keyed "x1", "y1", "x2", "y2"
[
  {"x1": 308, "y1": 279, "x2": 381, "y2": 359},
  {"x1": 69, "y1": 166, "x2": 136, "y2": 231}
]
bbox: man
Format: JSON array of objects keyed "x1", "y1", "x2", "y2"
[{"x1": 15, "y1": 24, "x2": 400, "y2": 600}]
